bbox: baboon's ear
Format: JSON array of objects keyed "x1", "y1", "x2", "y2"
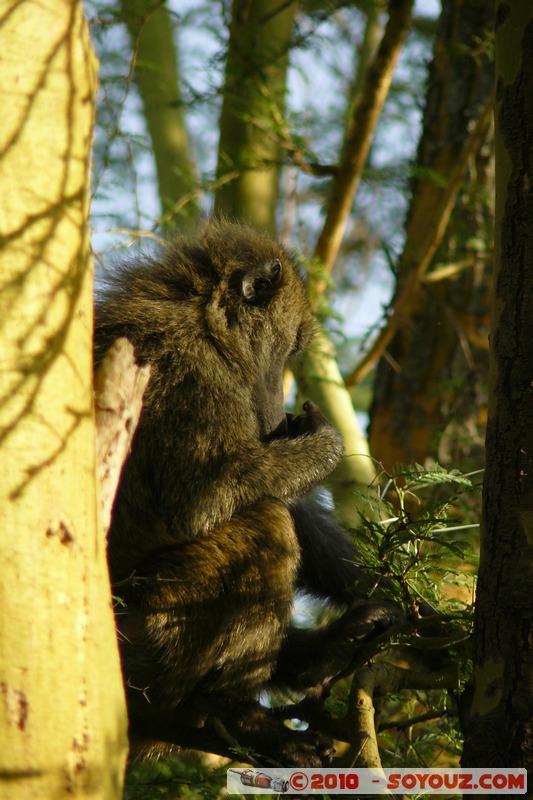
[{"x1": 241, "y1": 259, "x2": 282, "y2": 304}]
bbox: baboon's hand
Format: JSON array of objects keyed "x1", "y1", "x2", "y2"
[
  {"x1": 340, "y1": 600, "x2": 405, "y2": 643},
  {"x1": 286, "y1": 401, "x2": 331, "y2": 438}
]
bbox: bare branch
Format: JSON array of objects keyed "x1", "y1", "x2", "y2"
[
  {"x1": 379, "y1": 708, "x2": 448, "y2": 733},
  {"x1": 342, "y1": 662, "x2": 458, "y2": 767},
  {"x1": 272, "y1": 655, "x2": 458, "y2": 764},
  {"x1": 312, "y1": 0, "x2": 415, "y2": 285}
]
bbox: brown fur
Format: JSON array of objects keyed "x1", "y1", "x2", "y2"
[{"x1": 95, "y1": 220, "x2": 401, "y2": 766}]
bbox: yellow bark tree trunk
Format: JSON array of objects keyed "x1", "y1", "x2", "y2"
[
  {"x1": 0, "y1": 2, "x2": 128, "y2": 797},
  {"x1": 214, "y1": 0, "x2": 297, "y2": 233},
  {"x1": 122, "y1": 0, "x2": 198, "y2": 227}
]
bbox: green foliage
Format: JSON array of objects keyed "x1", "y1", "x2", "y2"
[
  {"x1": 378, "y1": 691, "x2": 464, "y2": 767},
  {"x1": 345, "y1": 463, "x2": 478, "y2": 771},
  {"x1": 355, "y1": 462, "x2": 478, "y2": 614},
  {"x1": 125, "y1": 758, "x2": 231, "y2": 800}
]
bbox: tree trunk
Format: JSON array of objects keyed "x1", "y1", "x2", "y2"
[
  {"x1": 214, "y1": 0, "x2": 297, "y2": 233},
  {"x1": 299, "y1": 0, "x2": 414, "y2": 524},
  {"x1": 462, "y1": 2, "x2": 533, "y2": 777},
  {"x1": 293, "y1": 330, "x2": 380, "y2": 525},
  {"x1": 368, "y1": 0, "x2": 494, "y2": 471},
  {"x1": 122, "y1": 0, "x2": 198, "y2": 227},
  {"x1": 0, "y1": 2, "x2": 128, "y2": 798}
]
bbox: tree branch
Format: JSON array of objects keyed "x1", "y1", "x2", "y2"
[
  {"x1": 345, "y1": 92, "x2": 494, "y2": 387},
  {"x1": 312, "y1": 0, "x2": 415, "y2": 284},
  {"x1": 271, "y1": 657, "x2": 458, "y2": 767},
  {"x1": 340, "y1": 662, "x2": 458, "y2": 767}
]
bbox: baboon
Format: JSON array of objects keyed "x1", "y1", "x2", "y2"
[{"x1": 95, "y1": 219, "x2": 402, "y2": 767}]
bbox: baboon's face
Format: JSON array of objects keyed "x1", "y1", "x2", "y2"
[
  {"x1": 251, "y1": 343, "x2": 289, "y2": 440},
  {"x1": 221, "y1": 257, "x2": 314, "y2": 443}
]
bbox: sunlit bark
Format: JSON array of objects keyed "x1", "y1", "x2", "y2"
[
  {"x1": 122, "y1": 0, "x2": 198, "y2": 227},
  {"x1": 214, "y1": 0, "x2": 297, "y2": 232},
  {"x1": 0, "y1": 2, "x2": 128, "y2": 797}
]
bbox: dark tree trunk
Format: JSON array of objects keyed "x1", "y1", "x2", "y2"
[
  {"x1": 462, "y1": 2, "x2": 533, "y2": 779},
  {"x1": 368, "y1": 0, "x2": 494, "y2": 471}
]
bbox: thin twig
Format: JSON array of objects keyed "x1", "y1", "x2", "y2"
[{"x1": 379, "y1": 709, "x2": 448, "y2": 733}]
